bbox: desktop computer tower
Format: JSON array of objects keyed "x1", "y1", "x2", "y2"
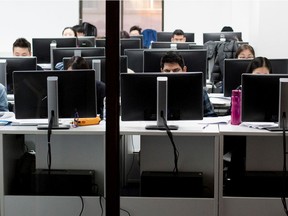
[
  {"x1": 141, "y1": 171, "x2": 203, "y2": 197},
  {"x1": 31, "y1": 169, "x2": 97, "y2": 196}
]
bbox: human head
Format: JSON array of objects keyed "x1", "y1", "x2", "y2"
[
  {"x1": 62, "y1": 27, "x2": 77, "y2": 37},
  {"x1": 221, "y1": 26, "x2": 234, "y2": 32},
  {"x1": 235, "y1": 44, "x2": 255, "y2": 59},
  {"x1": 171, "y1": 29, "x2": 186, "y2": 42},
  {"x1": 72, "y1": 24, "x2": 85, "y2": 36},
  {"x1": 246, "y1": 56, "x2": 272, "y2": 75},
  {"x1": 13, "y1": 38, "x2": 31, "y2": 56},
  {"x1": 120, "y1": 30, "x2": 130, "y2": 38},
  {"x1": 66, "y1": 56, "x2": 89, "y2": 70},
  {"x1": 160, "y1": 51, "x2": 187, "y2": 72},
  {"x1": 129, "y1": 25, "x2": 142, "y2": 36}
]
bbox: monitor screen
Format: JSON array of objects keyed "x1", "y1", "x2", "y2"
[
  {"x1": 32, "y1": 37, "x2": 77, "y2": 63},
  {"x1": 95, "y1": 38, "x2": 141, "y2": 55},
  {"x1": 143, "y1": 49, "x2": 207, "y2": 85},
  {"x1": 241, "y1": 74, "x2": 288, "y2": 122},
  {"x1": 223, "y1": 59, "x2": 252, "y2": 97},
  {"x1": 224, "y1": 58, "x2": 288, "y2": 97},
  {"x1": 157, "y1": 32, "x2": 195, "y2": 42},
  {"x1": 130, "y1": 35, "x2": 144, "y2": 48},
  {"x1": 13, "y1": 70, "x2": 96, "y2": 119},
  {"x1": 121, "y1": 72, "x2": 203, "y2": 121},
  {"x1": 77, "y1": 36, "x2": 96, "y2": 47},
  {"x1": 203, "y1": 32, "x2": 242, "y2": 44},
  {"x1": 150, "y1": 42, "x2": 196, "y2": 49},
  {"x1": 63, "y1": 55, "x2": 128, "y2": 83},
  {"x1": 52, "y1": 47, "x2": 105, "y2": 69},
  {"x1": 0, "y1": 57, "x2": 37, "y2": 94},
  {"x1": 124, "y1": 49, "x2": 144, "y2": 73}
]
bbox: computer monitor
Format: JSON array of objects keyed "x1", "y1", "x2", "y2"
[
  {"x1": 241, "y1": 74, "x2": 288, "y2": 122},
  {"x1": 203, "y1": 32, "x2": 242, "y2": 44},
  {"x1": 223, "y1": 58, "x2": 288, "y2": 97},
  {"x1": 223, "y1": 59, "x2": 252, "y2": 97},
  {"x1": 0, "y1": 57, "x2": 37, "y2": 94},
  {"x1": 94, "y1": 38, "x2": 141, "y2": 55},
  {"x1": 62, "y1": 55, "x2": 128, "y2": 83},
  {"x1": 150, "y1": 42, "x2": 196, "y2": 49},
  {"x1": 143, "y1": 49, "x2": 207, "y2": 85},
  {"x1": 130, "y1": 35, "x2": 144, "y2": 48},
  {"x1": 13, "y1": 70, "x2": 96, "y2": 119},
  {"x1": 77, "y1": 36, "x2": 96, "y2": 47},
  {"x1": 52, "y1": 47, "x2": 105, "y2": 69},
  {"x1": 121, "y1": 72, "x2": 203, "y2": 121},
  {"x1": 32, "y1": 37, "x2": 77, "y2": 63},
  {"x1": 157, "y1": 32, "x2": 195, "y2": 42},
  {"x1": 124, "y1": 49, "x2": 144, "y2": 73}
]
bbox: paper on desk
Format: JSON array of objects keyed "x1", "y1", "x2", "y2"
[
  {"x1": 199, "y1": 115, "x2": 231, "y2": 124},
  {"x1": 240, "y1": 122, "x2": 278, "y2": 129},
  {"x1": 0, "y1": 112, "x2": 15, "y2": 125}
]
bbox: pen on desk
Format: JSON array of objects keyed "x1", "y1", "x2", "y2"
[{"x1": 202, "y1": 124, "x2": 209, "y2": 129}]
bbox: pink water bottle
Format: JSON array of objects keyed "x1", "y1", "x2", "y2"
[{"x1": 231, "y1": 89, "x2": 241, "y2": 125}]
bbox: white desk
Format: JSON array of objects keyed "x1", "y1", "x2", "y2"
[
  {"x1": 120, "y1": 120, "x2": 220, "y2": 216},
  {"x1": 219, "y1": 124, "x2": 288, "y2": 216}
]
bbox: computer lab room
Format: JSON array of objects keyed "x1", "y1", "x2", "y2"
[{"x1": 0, "y1": 0, "x2": 288, "y2": 216}]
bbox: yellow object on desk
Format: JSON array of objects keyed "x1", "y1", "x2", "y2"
[{"x1": 73, "y1": 116, "x2": 101, "y2": 127}]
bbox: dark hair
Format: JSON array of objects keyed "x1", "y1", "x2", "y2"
[
  {"x1": 13, "y1": 38, "x2": 31, "y2": 52},
  {"x1": 62, "y1": 27, "x2": 77, "y2": 37},
  {"x1": 235, "y1": 44, "x2": 255, "y2": 58},
  {"x1": 172, "y1": 29, "x2": 185, "y2": 36},
  {"x1": 129, "y1": 25, "x2": 142, "y2": 34},
  {"x1": 221, "y1": 26, "x2": 234, "y2": 32},
  {"x1": 160, "y1": 51, "x2": 185, "y2": 69},
  {"x1": 245, "y1": 56, "x2": 272, "y2": 74},
  {"x1": 66, "y1": 56, "x2": 90, "y2": 70},
  {"x1": 120, "y1": 30, "x2": 130, "y2": 38},
  {"x1": 73, "y1": 25, "x2": 85, "y2": 35}
]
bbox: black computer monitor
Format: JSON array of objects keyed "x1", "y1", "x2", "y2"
[
  {"x1": 95, "y1": 38, "x2": 141, "y2": 55},
  {"x1": 157, "y1": 32, "x2": 195, "y2": 42},
  {"x1": 13, "y1": 70, "x2": 96, "y2": 119},
  {"x1": 224, "y1": 58, "x2": 288, "y2": 97},
  {"x1": 32, "y1": 37, "x2": 77, "y2": 64},
  {"x1": 130, "y1": 35, "x2": 144, "y2": 48},
  {"x1": 77, "y1": 36, "x2": 96, "y2": 47},
  {"x1": 0, "y1": 57, "x2": 37, "y2": 94},
  {"x1": 52, "y1": 47, "x2": 105, "y2": 69},
  {"x1": 143, "y1": 49, "x2": 207, "y2": 85},
  {"x1": 150, "y1": 42, "x2": 196, "y2": 49},
  {"x1": 124, "y1": 49, "x2": 144, "y2": 73},
  {"x1": 203, "y1": 32, "x2": 242, "y2": 44},
  {"x1": 121, "y1": 72, "x2": 203, "y2": 121},
  {"x1": 241, "y1": 74, "x2": 288, "y2": 122},
  {"x1": 223, "y1": 59, "x2": 252, "y2": 97},
  {"x1": 63, "y1": 55, "x2": 128, "y2": 83}
]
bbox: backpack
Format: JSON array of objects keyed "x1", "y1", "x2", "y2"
[{"x1": 142, "y1": 29, "x2": 157, "y2": 48}]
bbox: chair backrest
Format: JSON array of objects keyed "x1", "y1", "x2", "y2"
[
  {"x1": 82, "y1": 22, "x2": 97, "y2": 37},
  {"x1": 142, "y1": 29, "x2": 157, "y2": 48}
]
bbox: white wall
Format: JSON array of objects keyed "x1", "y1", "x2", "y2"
[
  {"x1": 0, "y1": 0, "x2": 287, "y2": 59},
  {"x1": 0, "y1": 0, "x2": 79, "y2": 56},
  {"x1": 164, "y1": 0, "x2": 288, "y2": 58}
]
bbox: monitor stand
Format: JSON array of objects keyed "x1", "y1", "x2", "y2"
[
  {"x1": 37, "y1": 76, "x2": 70, "y2": 130},
  {"x1": 145, "y1": 77, "x2": 178, "y2": 130}
]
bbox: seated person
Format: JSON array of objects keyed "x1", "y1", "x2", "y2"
[
  {"x1": 66, "y1": 56, "x2": 106, "y2": 118},
  {"x1": 160, "y1": 51, "x2": 217, "y2": 117},
  {"x1": 73, "y1": 24, "x2": 85, "y2": 36},
  {"x1": 12, "y1": 38, "x2": 43, "y2": 70},
  {"x1": 171, "y1": 29, "x2": 186, "y2": 42},
  {"x1": 129, "y1": 25, "x2": 142, "y2": 36},
  {"x1": 245, "y1": 56, "x2": 272, "y2": 74}
]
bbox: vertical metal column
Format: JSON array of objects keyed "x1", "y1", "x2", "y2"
[{"x1": 105, "y1": 1, "x2": 120, "y2": 216}]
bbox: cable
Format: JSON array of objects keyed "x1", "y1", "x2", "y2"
[
  {"x1": 161, "y1": 111, "x2": 179, "y2": 173},
  {"x1": 281, "y1": 112, "x2": 288, "y2": 216},
  {"x1": 99, "y1": 196, "x2": 131, "y2": 216},
  {"x1": 78, "y1": 195, "x2": 84, "y2": 216},
  {"x1": 47, "y1": 110, "x2": 54, "y2": 173}
]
